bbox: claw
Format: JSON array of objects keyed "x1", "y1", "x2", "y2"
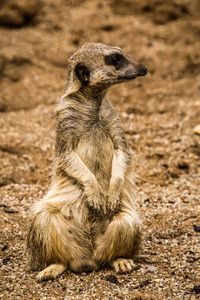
[
  {"x1": 112, "y1": 259, "x2": 135, "y2": 274},
  {"x1": 107, "y1": 193, "x2": 121, "y2": 214},
  {"x1": 36, "y1": 264, "x2": 66, "y2": 282}
]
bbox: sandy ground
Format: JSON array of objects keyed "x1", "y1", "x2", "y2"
[{"x1": 0, "y1": 0, "x2": 200, "y2": 299}]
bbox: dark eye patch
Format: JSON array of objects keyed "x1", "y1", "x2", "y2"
[{"x1": 104, "y1": 53, "x2": 128, "y2": 70}]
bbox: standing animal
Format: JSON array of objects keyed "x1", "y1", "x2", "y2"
[{"x1": 27, "y1": 42, "x2": 147, "y2": 281}]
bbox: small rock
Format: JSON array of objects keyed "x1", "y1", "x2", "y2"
[
  {"x1": 1, "y1": 244, "x2": 8, "y2": 251},
  {"x1": 101, "y1": 24, "x2": 115, "y2": 32},
  {"x1": 3, "y1": 207, "x2": 18, "y2": 214},
  {"x1": 2, "y1": 257, "x2": 11, "y2": 265},
  {"x1": 192, "y1": 285, "x2": 200, "y2": 294},
  {"x1": 126, "y1": 107, "x2": 142, "y2": 115},
  {"x1": 147, "y1": 265, "x2": 157, "y2": 272},
  {"x1": 138, "y1": 279, "x2": 151, "y2": 288},
  {"x1": 104, "y1": 274, "x2": 120, "y2": 285},
  {"x1": 0, "y1": 203, "x2": 8, "y2": 208},
  {"x1": 193, "y1": 225, "x2": 200, "y2": 232},
  {"x1": 193, "y1": 125, "x2": 200, "y2": 135},
  {"x1": 177, "y1": 161, "x2": 189, "y2": 170},
  {"x1": 169, "y1": 170, "x2": 179, "y2": 178}
]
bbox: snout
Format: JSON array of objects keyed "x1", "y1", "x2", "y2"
[
  {"x1": 137, "y1": 64, "x2": 147, "y2": 76},
  {"x1": 115, "y1": 61, "x2": 148, "y2": 83}
]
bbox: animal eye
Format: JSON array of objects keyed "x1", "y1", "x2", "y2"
[
  {"x1": 110, "y1": 54, "x2": 124, "y2": 65},
  {"x1": 104, "y1": 53, "x2": 127, "y2": 68}
]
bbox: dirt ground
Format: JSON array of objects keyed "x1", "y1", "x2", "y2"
[{"x1": 0, "y1": 0, "x2": 200, "y2": 299}]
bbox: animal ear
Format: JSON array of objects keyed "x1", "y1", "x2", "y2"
[{"x1": 74, "y1": 63, "x2": 90, "y2": 86}]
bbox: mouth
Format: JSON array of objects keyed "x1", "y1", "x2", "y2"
[
  {"x1": 117, "y1": 74, "x2": 137, "y2": 82},
  {"x1": 116, "y1": 72, "x2": 140, "y2": 84}
]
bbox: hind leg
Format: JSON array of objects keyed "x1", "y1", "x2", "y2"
[
  {"x1": 93, "y1": 209, "x2": 141, "y2": 266},
  {"x1": 28, "y1": 185, "x2": 100, "y2": 279},
  {"x1": 36, "y1": 263, "x2": 66, "y2": 281}
]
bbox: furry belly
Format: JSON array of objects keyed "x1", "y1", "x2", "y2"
[{"x1": 76, "y1": 129, "x2": 114, "y2": 193}]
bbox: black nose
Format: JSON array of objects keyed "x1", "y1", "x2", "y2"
[{"x1": 138, "y1": 64, "x2": 147, "y2": 76}]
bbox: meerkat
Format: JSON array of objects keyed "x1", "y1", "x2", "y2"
[{"x1": 27, "y1": 42, "x2": 147, "y2": 281}]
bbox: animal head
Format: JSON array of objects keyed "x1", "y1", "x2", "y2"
[{"x1": 65, "y1": 42, "x2": 147, "y2": 96}]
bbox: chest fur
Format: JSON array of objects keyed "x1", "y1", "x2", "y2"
[{"x1": 76, "y1": 125, "x2": 114, "y2": 185}]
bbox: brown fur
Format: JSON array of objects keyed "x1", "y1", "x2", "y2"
[{"x1": 27, "y1": 42, "x2": 147, "y2": 281}]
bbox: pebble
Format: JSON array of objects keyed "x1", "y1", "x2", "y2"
[
  {"x1": 147, "y1": 265, "x2": 157, "y2": 272},
  {"x1": 193, "y1": 225, "x2": 200, "y2": 232},
  {"x1": 192, "y1": 285, "x2": 200, "y2": 294},
  {"x1": 3, "y1": 207, "x2": 18, "y2": 214},
  {"x1": 104, "y1": 274, "x2": 120, "y2": 285},
  {"x1": 193, "y1": 125, "x2": 200, "y2": 135}
]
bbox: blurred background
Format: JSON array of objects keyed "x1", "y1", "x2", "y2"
[{"x1": 0, "y1": 1, "x2": 200, "y2": 299}]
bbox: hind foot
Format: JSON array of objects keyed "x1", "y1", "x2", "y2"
[
  {"x1": 112, "y1": 258, "x2": 135, "y2": 273},
  {"x1": 36, "y1": 263, "x2": 66, "y2": 282}
]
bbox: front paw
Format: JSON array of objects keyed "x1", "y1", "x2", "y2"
[
  {"x1": 107, "y1": 180, "x2": 123, "y2": 213},
  {"x1": 86, "y1": 194, "x2": 102, "y2": 212},
  {"x1": 84, "y1": 184, "x2": 106, "y2": 214},
  {"x1": 107, "y1": 193, "x2": 121, "y2": 214}
]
